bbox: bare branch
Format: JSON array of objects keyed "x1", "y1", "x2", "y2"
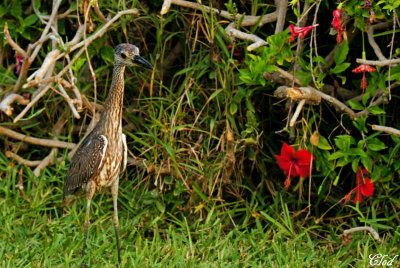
[
  {"x1": 0, "y1": 126, "x2": 76, "y2": 149},
  {"x1": 13, "y1": 83, "x2": 53, "y2": 123},
  {"x1": 367, "y1": 22, "x2": 392, "y2": 61},
  {"x1": 289, "y1": 99, "x2": 306, "y2": 127},
  {"x1": 0, "y1": 94, "x2": 30, "y2": 116},
  {"x1": 225, "y1": 23, "x2": 268, "y2": 51},
  {"x1": 372, "y1": 125, "x2": 400, "y2": 136},
  {"x1": 341, "y1": 226, "x2": 380, "y2": 242},
  {"x1": 356, "y1": 58, "x2": 400, "y2": 66},
  {"x1": 275, "y1": 0, "x2": 288, "y2": 34},
  {"x1": 160, "y1": 0, "x2": 277, "y2": 26},
  {"x1": 57, "y1": 84, "x2": 81, "y2": 119},
  {"x1": 3, "y1": 23, "x2": 26, "y2": 57}
]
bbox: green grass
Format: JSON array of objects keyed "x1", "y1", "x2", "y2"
[{"x1": 1, "y1": 160, "x2": 398, "y2": 267}]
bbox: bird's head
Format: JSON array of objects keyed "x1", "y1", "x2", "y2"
[{"x1": 114, "y1": 43, "x2": 153, "y2": 69}]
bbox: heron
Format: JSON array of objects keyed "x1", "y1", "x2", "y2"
[{"x1": 63, "y1": 43, "x2": 153, "y2": 266}]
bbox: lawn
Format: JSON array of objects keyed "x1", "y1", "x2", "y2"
[{"x1": 1, "y1": 159, "x2": 398, "y2": 267}]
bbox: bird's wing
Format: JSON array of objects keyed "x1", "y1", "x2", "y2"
[
  {"x1": 121, "y1": 133, "x2": 127, "y2": 173},
  {"x1": 63, "y1": 134, "x2": 108, "y2": 198}
]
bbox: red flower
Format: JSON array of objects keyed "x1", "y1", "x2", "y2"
[
  {"x1": 344, "y1": 167, "x2": 374, "y2": 205},
  {"x1": 352, "y1": 64, "x2": 376, "y2": 94},
  {"x1": 288, "y1": 24, "x2": 317, "y2": 42},
  {"x1": 331, "y1": 9, "x2": 343, "y2": 43},
  {"x1": 275, "y1": 142, "x2": 315, "y2": 190},
  {"x1": 15, "y1": 54, "x2": 23, "y2": 75}
]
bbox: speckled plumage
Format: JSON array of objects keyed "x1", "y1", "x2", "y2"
[{"x1": 63, "y1": 43, "x2": 153, "y2": 266}]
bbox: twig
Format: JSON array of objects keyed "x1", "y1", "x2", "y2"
[
  {"x1": 3, "y1": 23, "x2": 26, "y2": 56},
  {"x1": 367, "y1": 22, "x2": 391, "y2": 61},
  {"x1": 160, "y1": 0, "x2": 277, "y2": 26},
  {"x1": 61, "y1": 79, "x2": 83, "y2": 111},
  {"x1": 83, "y1": 2, "x2": 97, "y2": 116},
  {"x1": 356, "y1": 58, "x2": 400, "y2": 66},
  {"x1": 372, "y1": 125, "x2": 400, "y2": 136},
  {"x1": 6, "y1": 151, "x2": 42, "y2": 167},
  {"x1": 275, "y1": 0, "x2": 288, "y2": 34},
  {"x1": 289, "y1": 99, "x2": 306, "y2": 127},
  {"x1": 69, "y1": 9, "x2": 139, "y2": 53},
  {"x1": 16, "y1": 168, "x2": 26, "y2": 199},
  {"x1": 93, "y1": 0, "x2": 107, "y2": 22},
  {"x1": 387, "y1": 9, "x2": 397, "y2": 100},
  {"x1": 57, "y1": 84, "x2": 80, "y2": 119},
  {"x1": 0, "y1": 126, "x2": 76, "y2": 149},
  {"x1": 0, "y1": 94, "x2": 30, "y2": 116},
  {"x1": 341, "y1": 226, "x2": 380, "y2": 243},
  {"x1": 160, "y1": 0, "x2": 279, "y2": 50},
  {"x1": 13, "y1": 83, "x2": 53, "y2": 123},
  {"x1": 273, "y1": 85, "x2": 356, "y2": 118},
  {"x1": 225, "y1": 23, "x2": 268, "y2": 51}
]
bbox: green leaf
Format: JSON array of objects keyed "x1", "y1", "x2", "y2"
[
  {"x1": 334, "y1": 40, "x2": 349, "y2": 65},
  {"x1": 352, "y1": 158, "x2": 360, "y2": 172},
  {"x1": 0, "y1": 5, "x2": 7, "y2": 18},
  {"x1": 348, "y1": 100, "x2": 364, "y2": 110},
  {"x1": 23, "y1": 14, "x2": 38, "y2": 27},
  {"x1": 101, "y1": 46, "x2": 114, "y2": 64},
  {"x1": 367, "y1": 138, "x2": 387, "y2": 151},
  {"x1": 361, "y1": 156, "x2": 373, "y2": 172},
  {"x1": 328, "y1": 151, "x2": 345, "y2": 160},
  {"x1": 367, "y1": 106, "x2": 386, "y2": 115},
  {"x1": 10, "y1": 0, "x2": 22, "y2": 19},
  {"x1": 334, "y1": 135, "x2": 355, "y2": 151},
  {"x1": 230, "y1": 103, "x2": 238, "y2": 115},
  {"x1": 317, "y1": 135, "x2": 332, "y2": 150},
  {"x1": 331, "y1": 62, "x2": 350, "y2": 74}
]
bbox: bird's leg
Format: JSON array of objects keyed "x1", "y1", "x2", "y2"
[
  {"x1": 111, "y1": 179, "x2": 121, "y2": 265},
  {"x1": 82, "y1": 182, "x2": 95, "y2": 267}
]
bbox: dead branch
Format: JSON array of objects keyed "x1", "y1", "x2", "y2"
[
  {"x1": 6, "y1": 151, "x2": 45, "y2": 167},
  {"x1": 286, "y1": 87, "x2": 321, "y2": 105},
  {"x1": 0, "y1": 126, "x2": 76, "y2": 149},
  {"x1": 356, "y1": 58, "x2": 400, "y2": 66},
  {"x1": 57, "y1": 84, "x2": 81, "y2": 119},
  {"x1": 160, "y1": 0, "x2": 280, "y2": 51},
  {"x1": 225, "y1": 23, "x2": 268, "y2": 51},
  {"x1": 341, "y1": 226, "x2": 380, "y2": 245},
  {"x1": 264, "y1": 70, "x2": 357, "y2": 100},
  {"x1": 275, "y1": 0, "x2": 288, "y2": 34},
  {"x1": 13, "y1": 83, "x2": 53, "y2": 123},
  {"x1": 16, "y1": 168, "x2": 26, "y2": 199},
  {"x1": 367, "y1": 22, "x2": 392, "y2": 61},
  {"x1": 0, "y1": 94, "x2": 30, "y2": 116},
  {"x1": 372, "y1": 125, "x2": 400, "y2": 136},
  {"x1": 161, "y1": 0, "x2": 277, "y2": 26},
  {"x1": 93, "y1": 0, "x2": 107, "y2": 22},
  {"x1": 274, "y1": 85, "x2": 355, "y2": 119},
  {"x1": 4, "y1": 23, "x2": 26, "y2": 56}
]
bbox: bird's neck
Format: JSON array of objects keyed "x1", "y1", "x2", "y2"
[{"x1": 99, "y1": 65, "x2": 126, "y2": 132}]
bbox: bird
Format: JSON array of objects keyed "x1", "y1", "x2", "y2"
[{"x1": 63, "y1": 43, "x2": 153, "y2": 266}]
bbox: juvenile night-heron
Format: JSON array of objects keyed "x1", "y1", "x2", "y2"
[{"x1": 63, "y1": 43, "x2": 153, "y2": 265}]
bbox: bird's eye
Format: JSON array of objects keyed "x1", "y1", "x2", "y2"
[{"x1": 121, "y1": 53, "x2": 127, "y2": 59}]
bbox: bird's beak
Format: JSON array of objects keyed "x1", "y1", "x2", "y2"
[{"x1": 132, "y1": 55, "x2": 153, "y2": 69}]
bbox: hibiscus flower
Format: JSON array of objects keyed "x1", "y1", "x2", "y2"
[
  {"x1": 288, "y1": 24, "x2": 317, "y2": 42},
  {"x1": 275, "y1": 142, "x2": 315, "y2": 190},
  {"x1": 344, "y1": 167, "x2": 374, "y2": 205},
  {"x1": 352, "y1": 64, "x2": 376, "y2": 94}
]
